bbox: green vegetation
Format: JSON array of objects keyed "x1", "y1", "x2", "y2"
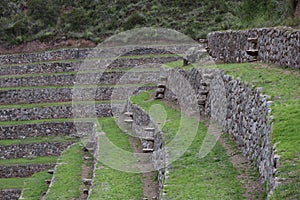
[
  {"x1": 0, "y1": 135, "x2": 77, "y2": 146},
  {"x1": 22, "y1": 171, "x2": 53, "y2": 199},
  {"x1": 1, "y1": 0, "x2": 298, "y2": 46},
  {"x1": 0, "y1": 100, "x2": 117, "y2": 109},
  {"x1": 0, "y1": 156, "x2": 58, "y2": 166},
  {"x1": 131, "y1": 91, "x2": 246, "y2": 199},
  {"x1": 166, "y1": 61, "x2": 300, "y2": 199},
  {"x1": 46, "y1": 143, "x2": 84, "y2": 200},
  {"x1": 0, "y1": 178, "x2": 27, "y2": 189},
  {"x1": 0, "y1": 83, "x2": 155, "y2": 91},
  {"x1": 89, "y1": 117, "x2": 143, "y2": 199},
  {"x1": 0, "y1": 117, "x2": 95, "y2": 126},
  {"x1": 0, "y1": 66, "x2": 161, "y2": 79}
]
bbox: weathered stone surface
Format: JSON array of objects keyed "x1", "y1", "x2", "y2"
[
  {"x1": 207, "y1": 27, "x2": 300, "y2": 69},
  {"x1": 0, "y1": 85, "x2": 155, "y2": 105},
  {"x1": 0, "y1": 122, "x2": 95, "y2": 139},
  {"x1": 0, "y1": 189, "x2": 21, "y2": 200},
  {"x1": 126, "y1": 102, "x2": 165, "y2": 199},
  {"x1": 0, "y1": 141, "x2": 74, "y2": 159},
  {"x1": 162, "y1": 68, "x2": 277, "y2": 194},
  {"x1": 0, "y1": 163, "x2": 55, "y2": 178},
  {"x1": 0, "y1": 103, "x2": 116, "y2": 121}
]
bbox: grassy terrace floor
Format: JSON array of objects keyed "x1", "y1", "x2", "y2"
[
  {"x1": 0, "y1": 53, "x2": 181, "y2": 68},
  {"x1": 0, "y1": 83, "x2": 156, "y2": 91},
  {"x1": 89, "y1": 117, "x2": 143, "y2": 199},
  {"x1": 45, "y1": 143, "x2": 85, "y2": 200},
  {"x1": 131, "y1": 91, "x2": 247, "y2": 199},
  {"x1": 165, "y1": 61, "x2": 300, "y2": 199}
]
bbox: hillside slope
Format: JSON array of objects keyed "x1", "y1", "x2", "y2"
[{"x1": 0, "y1": 0, "x2": 298, "y2": 48}]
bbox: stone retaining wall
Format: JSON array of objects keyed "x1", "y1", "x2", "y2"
[
  {"x1": 162, "y1": 68, "x2": 277, "y2": 194},
  {"x1": 0, "y1": 47, "x2": 181, "y2": 66},
  {"x1": 207, "y1": 27, "x2": 300, "y2": 69},
  {"x1": 0, "y1": 56, "x2": 178, "y2": 77},
  {"x1": 0, "y1": 163, "x2": 55, "y2": 178},
  {"x1": 0, "y1": 122, "x2": 95, "y2": 139},
  {"x1": 0, "y1": 85, "x2": 155, "y2": 105},
  {"x1": 0, "y1": 103, "x2": 117, "y2": 121},
  {"x1": 126, "y1": 102, "x2": 166, "y2": 199},
  {"x1": 0, "y1": 141, "x2": 74, "y2": 159},
  {"x1": 0, "y1": 71, "x2": 159, "y2": 88},
  {"x1": 0, "y1": 189, "x2": 21, "y2": 200}
]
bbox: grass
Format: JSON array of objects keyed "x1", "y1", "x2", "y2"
[
  {"x1": 46, "y1": 143, "x2": 84, "y2": 200},
  {"x1": 0, "y1": 117, "x2": 95, "y2": 126},
  {"x1": 0, "y1": 66, "x2": 161, "y2": 79},
  {"x1": 165, "y1": 61, "x2": 300, "y2": 199},
  {"x1": 0, "y1": 82, "x2": 156, "y2": 91},
  {"x1": 131, "y1": 91, "x2": 245, "y2": 199},
  {"x1": 0, "y1": 53, "x2": 179, "y2": 68},
  {"x1": 21, "y1": 170, "x2": 53, "y2": 199},
  {"x1": 89, "y1": 117, "x2": 143, "y2": 199},
  {"x1": 0, "y1": 135, "x2": 78, "y2": 146},
  {"x1": 0, "y1": 100, "x2": 119, "y2": 109},
  {"x1": 0, "y1": 156, "x2": 58, "y2": 166},
  {"x1": 0, "y1": 178, "x2": 27, "y2": 189}
]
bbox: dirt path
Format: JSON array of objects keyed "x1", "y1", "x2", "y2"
[{"x1": 128, "y1": 136, "x2": 158, "y2": 200}]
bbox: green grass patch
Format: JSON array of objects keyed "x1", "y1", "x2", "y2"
[
  {"x1": 0, "y1": 117, "x2": 95, "y2": 126},
  {"x1": 163, "y1": 62, "x2": 300, "y2": 199},
  {"x1": 0, "y1": 53, "x2": 179, "y2": 68},
  {"x1": 22, "y1": 170, "x2": 53, "y2": 199},
  {"x1": 0, "y1": 178, "x2": 27, "y2": 189},
  {"x1": 0, "y1": 83, "x2": 156, "y2": 91},
  {"x1": 0, "y1": 100, "x2": 121, "y2": 109},
  {"x1": 0, "y1": 135, "x2": 78, "y2": 146},
  {"x1": 0, "y1": 66, "x2": 161, "y2": 79},
  {"x1": 0, "y1": 156, "x2": 58, "y2": 166},
  {"x1": 131, "y1": 90, "x2": 245, "y2": 199},
  {"x1": 46, "y1": 143, "x2": 84, "y2": 200},
  {"x1": 89, "y1": 117, "x2": 143, "y2": 199}
]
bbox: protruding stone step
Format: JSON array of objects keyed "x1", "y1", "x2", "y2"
[
  {"x1": 156, "y1": 87, "x2": 165, "y2": 94},
  {"x1": 247, "y1": 37, "x2": 258, "y2": 43},
  {"x1": 124, "y1": 119, "x2": 134, "y2": 123},
  {"x1": 124, "y1": 112, "x2": 133, "y2": 117},
  {"x1": 45, "y1": 179, "x2": 51, "y2": 184},
  {"x1": 143, "y1": 148, "x2": 154, "y2": 153},
  {"x1": 83, "y1": 189, "x2": 89, "y2": 195},
  {"x1": 155, "y1": 94, "x2": 164, "y2": 99},
  {"x1": 246, "y1": 49, "x2": 258, "y2": 57},
  {"x1": 142, "y1": 137, "x2": 155, "y2": 141},
  {"x1": 83, "y1": 156, "x2": 92, "y2": 160},
  {"x1": 83, "y1": 178, "x2": 92, "y2": 185},
  {"x1": 144, "y1": 127, "x2": 155, "y2": 132},
  {"x1": 157, "y1": 83, "x2": 166, "y2": 88},
  {"x1": 47, "y1": 170, "x2": 54, "y2": 174}
]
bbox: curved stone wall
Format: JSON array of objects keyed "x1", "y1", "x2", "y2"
[
  {"x1": 162, "y1": 68, "x2": 277, "y2": 194},
  {"x1": 0, "y1": 189, "x2": 21, "y2": 200},
  {"x1": 0, "y1": 85, "x2": 155, "y2": 105},
  {"x1": 207, "y1": 27, "x2": 300, "y2": 69},
  {"x1": 0, "y1": 164, "x2": 55, "y2": 178},
  {"x1": 0, "y1": 71, "x2": 159, "y2": 88},
  {"x1": 0, "y1": 103, "x2": 117, "y2": 121},
  {"x1": 0, "y1": 141, "x2": 74, "y2": 159},
  {"x1": 0, "y1": 122, "x2": 95, "y2": 139}
]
